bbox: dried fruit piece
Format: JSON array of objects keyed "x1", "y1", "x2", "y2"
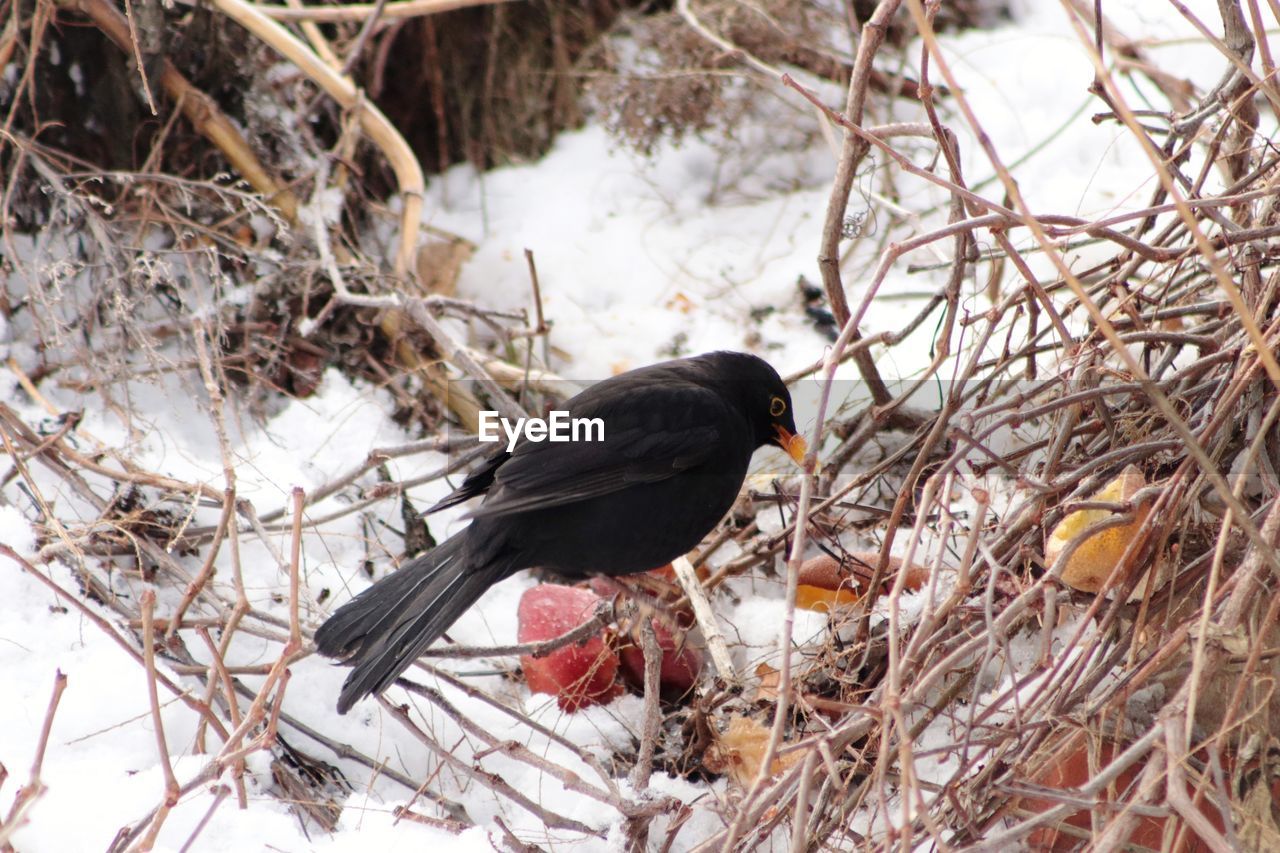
[
  {"x1": 587, "y1": 568, "x2": 703, "y2": 700},
  {"x1": 617, "y1": 619, "x2": 704, "y2": 699},
  {"x1": 794, "y1": 552, "x2": 929, "y2": 611},
  {"x1": 517, "y1": 584, "x2": 621, "y2": 711},
  {"x1": 1046, "y1": 465, "x2": 1152, "y2": 593},
  {"x1": 795, "y1": 583, "x2": 860, "y2": 612},
  {"x1": 1017, "y1": 735, "x2": 1223, "y2": 851}
]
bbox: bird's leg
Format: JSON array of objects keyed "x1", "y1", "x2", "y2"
[{"x1": 592, "y1": 575, "x2": 688, "y2": 639}]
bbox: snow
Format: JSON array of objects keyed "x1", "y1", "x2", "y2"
[
  {"x1": 424, "y1": 123, "x2": 832, "y2": 376},
  {"x1": 0, "y1": 2, "x2": 1238, "y2": 850}
]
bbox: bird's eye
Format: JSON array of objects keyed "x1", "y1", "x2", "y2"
[{"x1": 770, "y1": 396, "x2": 787, "y2": 417}]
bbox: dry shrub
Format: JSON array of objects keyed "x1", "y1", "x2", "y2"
[
  {"x1": 5, "y1": 0, "x2": 1279, "y2": 850},
  {"x1": 586, "y1": 11, "x2": 733, "y2": 157},
  {"x1": 585, "y1": 0, "x2": 1012, "y2": 157},
  {"x1": 364, "y1": 2, "x2": 630, "y2": 174},
  {"x1": 585, "y1": 1, "x2": 857, "y2": 157}
]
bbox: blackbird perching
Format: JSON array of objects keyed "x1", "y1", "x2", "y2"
[{"x1": 315, "y1": 351, "x2": 805, "y2": 713}]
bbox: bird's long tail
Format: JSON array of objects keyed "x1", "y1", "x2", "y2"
[{"x1": 314, "y1": 535, "x2": 501, "y2": 713}]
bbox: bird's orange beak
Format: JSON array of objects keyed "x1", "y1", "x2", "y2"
[{"x1": 774, "y1": 425, "x2": 808, "y2": 466}]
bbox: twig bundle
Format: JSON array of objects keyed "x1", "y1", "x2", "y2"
[{"x1": 2, "y1": 0, "x2": 1280, "y2": 850}]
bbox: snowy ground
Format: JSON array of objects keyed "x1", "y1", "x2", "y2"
[{"x1": 0, "y1": 2, "x2": 1234, "y2": 850}]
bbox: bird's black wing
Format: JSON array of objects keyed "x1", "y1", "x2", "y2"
[
  {"x1": 426, "y1": 449, "x2": 509, "y2": 514},
  {"x1": 468, "y1": 380, "x2": 733, "y2": 519}
]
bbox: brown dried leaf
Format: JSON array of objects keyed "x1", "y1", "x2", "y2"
[
  {"x1": 704, "y1": 715, "x2": 807, "y2": 786},
  {"x1": 415, "y1": 235, "x2": 475, "y2": 298}
]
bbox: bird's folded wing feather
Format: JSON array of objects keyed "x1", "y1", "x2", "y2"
[
  {"x1": 467, "y1": 382, "x2": 732, "y2": 518},
  {"x1": 427, "y1": 450, "x2": 509, "y2": 514}
]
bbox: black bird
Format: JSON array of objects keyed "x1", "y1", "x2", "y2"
[{"x1": 314, "y1": 351, "x2": 805, "y2": 712}]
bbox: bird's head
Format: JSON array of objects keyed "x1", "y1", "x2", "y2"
[
  {"x1": 699, "y1": 352, "x2": 806, "y2": 466},
  {"x1": 761, "y1": 384, "x2": 806, "y2": 467}
]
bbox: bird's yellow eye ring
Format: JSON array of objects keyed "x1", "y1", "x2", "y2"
[{"x1": 770, "y1": 396, "x2": 787, "y2": 417}]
